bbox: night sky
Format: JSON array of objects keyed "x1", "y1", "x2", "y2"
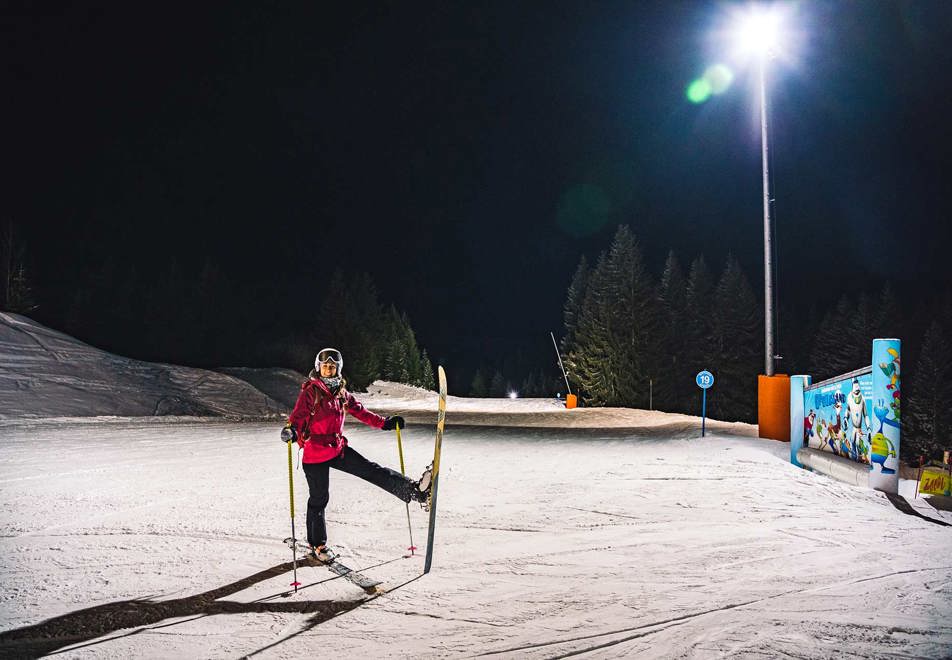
[{"x1": 8, "y1": 2, "x2": 952, "y2": 384}]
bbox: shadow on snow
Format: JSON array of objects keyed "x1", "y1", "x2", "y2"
[{"x1": 0, "y1": 556, "x2": 421, "y2": 659}]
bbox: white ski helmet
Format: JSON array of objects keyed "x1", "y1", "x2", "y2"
[{"x1": 315, "y1": 347, "x2": 343, "y2": 373}]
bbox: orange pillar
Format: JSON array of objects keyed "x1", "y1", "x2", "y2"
[
  {"x1": 565, "y1": 394, "x2": 578, "y2": 409},
  {"x1": 758, "y1": 374, "x2": 790, "y2": 441}
]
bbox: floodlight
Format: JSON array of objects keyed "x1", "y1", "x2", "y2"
[{"x1": 736, "y1": 9, "x2": 781, "y2": 55}]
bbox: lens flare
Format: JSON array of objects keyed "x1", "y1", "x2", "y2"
[
  {"x1": 704, "y1": 64, "x2": 734, "y2": 94},
  {"x1": 686, "y1": 78, "x2": 712, "y2": 104}
]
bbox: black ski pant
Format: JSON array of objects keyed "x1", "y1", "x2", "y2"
[{"x1": 302, "y1": 446, "x2": 414, "y2": 547}]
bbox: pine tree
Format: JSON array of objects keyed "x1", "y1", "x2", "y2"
[
  {"x1": 873, "y1": 282, "x2": 901, "y2": 339},
  {"x1": 905, "y1": 321, "x2": 952, "y2": 462},
  {"x1": 566, "y1": 226, "x2": 660, "y2": 408},
  {"x1": 709, "y1": 254, "x2": 760, "y2": 422},
  {"x1": 316, "y1": 270, "x2": 383, "y2": 390},
  {"x1": 567, "y1": 251, "x2": 614, "y2": 405},
  {"x1": 845, "y1": 292, "x2": 873, "y2": 369},
  {"x1": 520, "y1": 371, "x2": 540, "y2": 397},
  {"x1": 562, "y1": 255, "x2": 590, "y2": 354},
  {"x1": 6, "y1": 263, "x2": 37, "y2": 314},
  {"x1": 378, "y1": 309, "x2": 416, "y2": 383},
  {"x1": 419, "y1": 349, "x2": 435, "y2": 390},
  {"x1": 657, "y1": 250, "x2": 687, "y2": 411},
  {"x1": 684, "y1": 255, "x2": 715, "y2": 390},
  {"x1": 604, "y1": 226, "x2": 660, "y2": 407},
  {"x1": 384, "y1": 338, "x2": 407, "y2": 382},
  {"x1": 809, "y1": 295, "x2": 855, "y2": 381},
  {"x1": 470, "y1": 368, "x2": 489, "y2": 397},
  {"x1": 489, "y1": 370, "x2": 507, "y2": 397}
]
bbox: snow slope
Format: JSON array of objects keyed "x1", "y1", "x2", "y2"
[
  {"x1": 215, "y1": 367, "x2": 307, "y2": 410},
  {"x1": 1, "y1": 418, "x2": 950, "y2": 658},
  {"x1": 0, "y1": 313, "x2": 286, "y2": 419}
]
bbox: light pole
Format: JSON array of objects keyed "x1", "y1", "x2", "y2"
[
  {"x1": 727, "y1": 4, "x2": 796, "y2": 442},
  {"x1": 734, "y1": 8, "x2": 782, "y2": 376},
  {"x1": 758, "y1": 53, "x2": 774, "y2": 376}
]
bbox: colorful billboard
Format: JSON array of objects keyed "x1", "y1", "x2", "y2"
[
  {"x1": 792, "y1": 339, "x2": 901, "y2": 493},
  {"x1": 803, "y1": 370, "x2": 875, "y2": 464}
]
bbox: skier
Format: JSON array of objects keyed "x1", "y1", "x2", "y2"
[{"x1": 281, "y1": 347, "x2": 431, "y2": 562}]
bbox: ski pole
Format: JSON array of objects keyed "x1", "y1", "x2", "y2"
[
  {"x1": 287, "y1": 439, "x2": 300, "y2": 591},
  {"x1": 915, "y1": 455, "x2": 924, "y2": 499},
  {"x1": 395, "y1": 423, "x2": 416, "y2": 555}
]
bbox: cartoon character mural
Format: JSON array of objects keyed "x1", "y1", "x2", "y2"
[
  {"x1": 804, "y1": 374, "x2": 873, "y2": 462},
  {"x1": 879, "y1": 346, "x2": 901, "y2": 425},
  {"x1": 869, "y1": 432, "x2": 897, "y2": 474},
  {"x1": 846, "y1": 378, "x2": 871, "y2": 463},
  {"x1": 791, "y1": 339, "x2": 901, "y2": 494},
  {"x1": 869, "y1": 339, "x2": 901, "y2": 487},
  {"x1": 804, "y1": 409, "x2": 816, "y2": 446}
]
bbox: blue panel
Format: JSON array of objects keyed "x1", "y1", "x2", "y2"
[
  {"x1": 790, "y1": 375, "x2": 811, "y2": 467},
  {"x1": 869, "y1": 339, "x2": 901, "y2": 493}
]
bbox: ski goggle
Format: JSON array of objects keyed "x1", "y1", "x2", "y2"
[{"x1": 316, "y1": 348, "x2": 343, "y2": 371}]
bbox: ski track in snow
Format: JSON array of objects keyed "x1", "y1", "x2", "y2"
[{"x1": 0, "y1": 421, "x2": 950, "y2": 658}]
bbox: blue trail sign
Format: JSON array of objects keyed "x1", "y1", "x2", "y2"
[{"x1": 696, "y1": 371, "x2": 714, "y2": 437}]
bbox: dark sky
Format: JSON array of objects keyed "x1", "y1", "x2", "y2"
[{"x1": 7, "y1": 1, "x2": 952, "y2": 381}]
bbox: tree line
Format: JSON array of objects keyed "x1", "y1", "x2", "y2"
[
  {"x1": 469, "y1": 367, "x2": 560, "y2": 399},
  {"x1": 0, "y1": 222, "x2": 37, "y2": 315},
  {"x1": 1, "y1": 233, "x2": 433, "y2": 393},
  {"x1": 558, "y1": 225, "x2": 951, "y2": 463}
]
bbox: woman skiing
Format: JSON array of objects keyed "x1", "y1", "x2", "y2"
[{"x1": 281, "y1": 347, "x2": 431, "y2": 561}]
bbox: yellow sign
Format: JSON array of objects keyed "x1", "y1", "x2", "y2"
[{"x1": 918, "y1": 468, "x2": 952, "y2": 496}]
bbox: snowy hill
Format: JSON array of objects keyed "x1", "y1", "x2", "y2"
[
  {"x1": 215, "y1": 367, "x2": 307, "y2": 409},
  {"x1": 0, "y1": 312, "x2": 287, "y2": 419}
]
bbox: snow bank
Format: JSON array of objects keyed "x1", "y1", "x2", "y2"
[
  {"x1": 0, "y1": 312, "x2": 286, "y2": 419},
  {"x1": 361, "y1": 380, "x2": 760, "y2": 436}
]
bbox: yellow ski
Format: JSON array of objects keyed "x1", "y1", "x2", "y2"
[{"x1": 424, "y1": 366, "x2": 447, "y2": 574}]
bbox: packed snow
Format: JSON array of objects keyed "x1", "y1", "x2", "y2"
[
  {"x1": 1, "y1": 414, "x2": 950, "y2": 658},
  {"x1": 2, "y1": 317, "x2": 950, "y2": 657}
]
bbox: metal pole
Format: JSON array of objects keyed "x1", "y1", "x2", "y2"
[
  {"x1": 915, "y1": 455, "x2": 924, "y2": 499},
  {"x1": 701, "y1": 389, "x2": 707, "y2": 438},
  {"x1": 649, "y1": 379, "x2": 653, "y2": 410},
  {"x1": 759, "y1": 55, "x2": 775, "y2": 377},
  {"x1": 287, "y1": 440, "x2": 300, "y2": 591},
  {"x1": 395, "y1": 424, "x2": 416, "y2": 555},
  {"x1": 550, "y1": 331, "x2": 573, "y2": 395}
]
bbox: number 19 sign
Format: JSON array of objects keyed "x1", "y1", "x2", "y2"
[{"x1": 696, "y1": 370, "x2": 714, "y2": 437}]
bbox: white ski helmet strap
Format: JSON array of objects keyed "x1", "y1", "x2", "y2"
[{"x1": 315, "y1": 347, "x2": 343, "y2": 373}]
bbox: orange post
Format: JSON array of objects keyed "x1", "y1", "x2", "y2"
[
  {"x1": 758, "y1": 374, "x2": 790, "y2": 441},
  {"x1": 565, "y1": 394, "x2": 577, "y2": 409}
]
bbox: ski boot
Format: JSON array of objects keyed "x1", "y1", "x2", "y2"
[
  {"x1": 411, "y1": 463, "x2": 433, "y2": 510},
  {"x1": 309, "y1": 544, "x2": 337, "y2": 563}
]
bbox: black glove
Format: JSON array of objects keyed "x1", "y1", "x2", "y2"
[
  {"x1": 280, "y1": 424, "x2": 298, "y2": 443},
  {"x1": 382, "y1": 416, "x2": 405, "y2": 431}
]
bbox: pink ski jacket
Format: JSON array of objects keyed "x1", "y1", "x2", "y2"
[{"x1": 287, "y1": 377, "x2": 386, "y2": 463}]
